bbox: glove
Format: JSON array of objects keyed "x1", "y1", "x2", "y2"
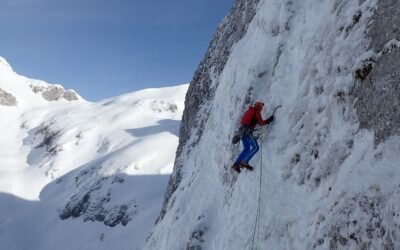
[{"x1": 267, "y1": 115, "x2": 274, "y2": 123}]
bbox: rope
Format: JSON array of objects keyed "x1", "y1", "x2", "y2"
[
  {"x1": 250, "y1": 105, "x2": 281, "y2": 250},
  {"x1": 257, "y1": 141, "x2": 263, "y2": 249},
  {"x1": 251, "y1": 132, "x2": 264, "y2": 250}
]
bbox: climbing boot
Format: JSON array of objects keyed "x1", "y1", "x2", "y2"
[
  {"x1": 240, "y1": 161, "x2": 254, "y2": 171},
  {"x1": 231, "y1": 163, "x2": 241, "y2": 173}
]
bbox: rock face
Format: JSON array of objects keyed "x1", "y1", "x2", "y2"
[
  {"x1": 353, "y1": 0, "x2": 400, "y2": 144},
  {"x1": 0, "y1": 56, "x2": 80, "y2": 103},
  {"x1": 179, "y1": 0, "x2": 260, "y2": 149},
  {"x1": 31, "y1": 85, "x2": 79, "y2": 101},
  {"x1": 0, "y1": 88, "x2": 17, "y2": 106},
  {"x1": 58, "y1": 172, "x2": 134, "y2": 227},
  {"x1": 62, "y1": 90, "x2": 79, "y2": 101},
  {"x1": 158, "y1": 0, "x2": 260, "y2": 223}
]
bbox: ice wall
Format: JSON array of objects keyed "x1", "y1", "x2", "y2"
[{"x1": 147, "y1": 0, "x2": 400, "y2": 249}]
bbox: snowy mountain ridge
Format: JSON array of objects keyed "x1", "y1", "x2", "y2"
[
  {"x1": 0, "y1": 57, "x2": 188, "y2": 250},
  {"x1": 0, "y1": 56, "x2": 13, "y2": 71},
  {"x1": 0, "y1": 58, "x2": 82, "y2": 109}
]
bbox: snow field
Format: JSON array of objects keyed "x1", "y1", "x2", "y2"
[{"x1": 0, "y1": 58, "x2": 189, "y2": 250}]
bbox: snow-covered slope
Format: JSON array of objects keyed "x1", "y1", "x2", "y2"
[
  {"x1": 146, "y1": 0, "x2": 400, "y2": 249},
  {"x1": 0, "y1": 57, "x2": 188, "y2": 250},
  {"x1": 0, "y1": 57, "x2": 83, "y2": 199}
]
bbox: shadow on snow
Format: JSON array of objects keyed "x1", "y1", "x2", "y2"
[{"x1": 126, "y1": 119, "x2": 180, "y2": 137}]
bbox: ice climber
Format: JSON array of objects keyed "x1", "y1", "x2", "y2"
[{"x1": 232, "y1": 101, "x2": 274, "y2": 173}]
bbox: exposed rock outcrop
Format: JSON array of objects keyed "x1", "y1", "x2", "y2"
[
  {"x1": 0, "y1": 88, "x2": 17, "y2": 106},
  {"x1": 31, "y1": 84, "x2": 79, "y2": 102},
  {"x1": 58, "y1": 169, "x2": 135, "y2": 227},
  {"x1": 353, "y1": 0, "x2": 400, "y2": 144},
  {"x1": 63, "y1": 89, "x2": 80, "y2": 101}
]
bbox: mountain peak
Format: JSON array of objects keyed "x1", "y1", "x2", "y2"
[{"x1": 0, "y1": 56, "x2": 13, "y2": 71}]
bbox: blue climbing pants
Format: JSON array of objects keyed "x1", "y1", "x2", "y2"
[{"x1": 234, "y1": 128, "x2": 259, "y2": 165}]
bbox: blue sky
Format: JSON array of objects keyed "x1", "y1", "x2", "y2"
[{"x1": 0, "y1": 0, "x2": 234, "y2": 101}]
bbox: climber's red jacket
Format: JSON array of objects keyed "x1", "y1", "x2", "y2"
[{"x1": 240, "y1": 106, "x2": 270, "y2": 129}]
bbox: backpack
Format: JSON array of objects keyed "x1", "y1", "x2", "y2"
[{"x1": 231, "y1": 131, "x2": 241, "y2": 144}]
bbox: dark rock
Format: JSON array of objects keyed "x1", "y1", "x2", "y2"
[
  {"x1": 354, "y1": 60, "x2": 374, "y2": 80},
  {"x1": 42, "y1": 86, "x2": 65, "y2": 101},
  {"x1": 33, "y1": 122, "x2": 62, "y2": 155},
  {"x1": 368, "y1": 0, "x2": 400, "y2": 52},
  {"x1": 352, "y1": 0, "x2": 400, "y2": 144},
  {"x1": 30, "y1": 84, "x2": 79, "y2": 102},
  {"x1": 63, "y1": 90, "x2": 79, "y2": 101},
  {"x1": 186, "y1": 229, "x2": 206, "y2": 250},
  {"x1": 60, "y1": 192, "x2": 91, "y2": 219},
  {"x1": 59, "y1": 172, "x2": 135, "y2": 227},
  {"x1": 312, "y1": 187, "x2": 400, "y2": 249},
  {"x1": 104, "y1": 205, "x2": 131, "y2": 227},
  {"x1": 0, "y1": 88, "x2": 17, "y2": 106},
  {"x1": 352, "y1": 10, "x2": 362, "y2": 24}
]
